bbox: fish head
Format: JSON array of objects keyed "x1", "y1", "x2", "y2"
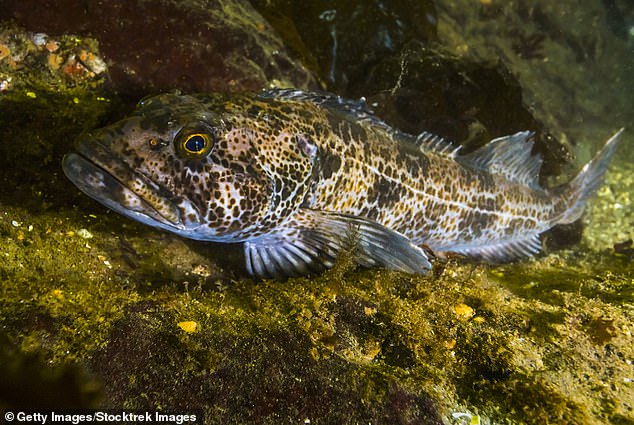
[{"x1": 63, "y1": 93, "x2": 317, "y2": 242}]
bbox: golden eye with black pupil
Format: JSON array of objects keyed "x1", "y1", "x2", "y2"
[
  {"x1": 175, "y1": 125, "x2": 215, "y2": 158},
  {"x1": 184, "y1": 134, "x2": 208, "y2": 153}
]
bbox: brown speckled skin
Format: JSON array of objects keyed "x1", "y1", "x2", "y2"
[
  {"x1": 301, "y1": 108, "x2": 558, "y2": 253},
  {"x1": 221, "y1": 91, "x2": 561, "y2": 254},
  {"x1": 63, "y1": 90, "x2": 592, "y2": 264}
]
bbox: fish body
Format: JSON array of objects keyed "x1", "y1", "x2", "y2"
[{"x1": 63, "y1": 89, "x2": 622, "y2": 278}]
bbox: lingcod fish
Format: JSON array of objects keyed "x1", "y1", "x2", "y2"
[{"x1": 62, "y1": 89, "x2": 623, "y2": 278}]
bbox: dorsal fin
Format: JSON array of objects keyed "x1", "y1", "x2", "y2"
[
  {"x1": 457, "y1": 131, "x2": 543, "y2": 188},
  {"x1": 415, "y1": 131, "x2": 461, "y2": 158},
  {"x1": 258, "y1": 88, "x2": 395, "y2": 132}
]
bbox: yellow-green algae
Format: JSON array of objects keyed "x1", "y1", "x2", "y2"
[{"x1": 1, "y1": 186, "x2": 633, "y2": 422}]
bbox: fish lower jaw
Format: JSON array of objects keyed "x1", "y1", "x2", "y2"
[{"x1": 63, "y1": 152, "x2": 184, "y2": 228}]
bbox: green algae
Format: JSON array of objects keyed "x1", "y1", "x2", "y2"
[
  {"x1": 2, "y1": 193, "x2": 634, "y2": 423},
  {"x1": 0, "y1": 207, "x2": 138, "y2": 359},
  {"x1": 3, "y1": 197, "x2": 632, "y2": 422}
]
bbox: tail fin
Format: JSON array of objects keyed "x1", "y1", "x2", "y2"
[{"x1": 554, "y1": 128, "x2": 624, "y2": 224}]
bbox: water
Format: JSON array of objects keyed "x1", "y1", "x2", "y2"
[{"x1": 0, "y1": 0, "x2": 632, "y2": 423}]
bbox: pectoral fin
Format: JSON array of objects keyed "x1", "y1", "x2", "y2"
[{"x1": 244, "y1": 209, "x2": 432, "y2": 279}]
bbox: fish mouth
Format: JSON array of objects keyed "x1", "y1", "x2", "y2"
[{"x1": 63, "y1": 138, "x2": 187, "y2": 231}]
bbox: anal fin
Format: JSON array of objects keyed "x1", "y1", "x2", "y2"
[
  {"x1": 450, "y1": 234, "x2": 542, "y2": 263},
  {"x1": 244, "y1": 209, "x2": 432, "y2": 279}
]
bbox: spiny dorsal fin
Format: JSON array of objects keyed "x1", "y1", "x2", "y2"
[
  {"x1": 415, "y1": 131, "x2": 461, "y2": 158},
  {"x1": 258, "y1": 88, "x2": 395, "y2": 134},
  {"x1": 457, "y1": 131, "x2": 543, "y2": 188},
  {"x1": 244, "y1": 208, "x2": 431, "y2": 279}
]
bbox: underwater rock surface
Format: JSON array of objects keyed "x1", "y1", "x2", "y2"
[
  {"x1": 435, "y1": 0, "x2": 634, "y2": 164},
  {"x1": 0, "y1": 0, "x2": 633, "y2": 423},
  {"x1": 0, "y1": 0, "x2": 318, "y2": 96}
]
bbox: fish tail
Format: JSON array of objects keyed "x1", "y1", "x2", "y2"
[{"x1": 553, "y1": 128, "x2": 624, "y2": 224}]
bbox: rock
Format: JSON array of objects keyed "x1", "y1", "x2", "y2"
[
  {"x1": 0, "y1": 0, "x2": 318, "y2": 96},
  {"x1": 250, "y1": 0, "x2": 437, "y2": 90}
]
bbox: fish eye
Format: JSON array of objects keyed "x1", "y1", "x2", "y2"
[
  {"x1": 184, "y1": 134, "x2": 208, "y2": 153},
  {"x1": 175, "y1": 127, "x2": 215, "y2": 158}
]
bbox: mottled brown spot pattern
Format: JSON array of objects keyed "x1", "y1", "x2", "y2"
[{"x1": 65, "y1": 89, "x2": 620, "y2": 274}]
